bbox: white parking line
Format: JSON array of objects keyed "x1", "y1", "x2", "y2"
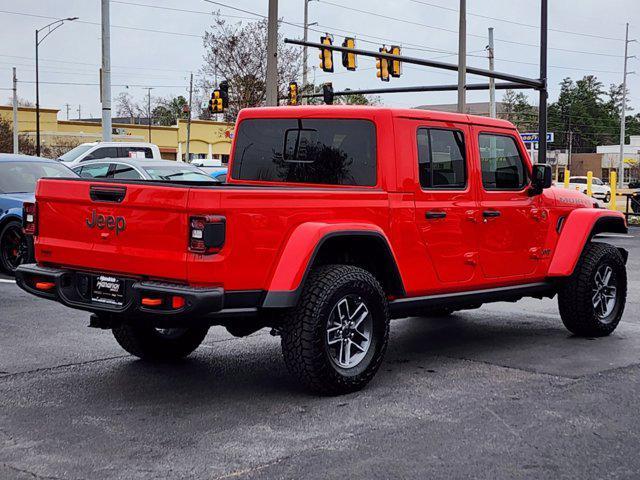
[{"x1": 0, "y1": 278, "x2": 16, "y2": 284}]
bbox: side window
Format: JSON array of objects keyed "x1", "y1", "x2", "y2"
[
  {"x1": 417, "y1": 128, "x2": 466, "y2": 189},
  {"x1": 479, "y1": 134, "x2": 528, "y2": 190},
  {"x1": 111, "y1": 164, "x2": 142, "y2": 180},
  {"x1": 78, "y1": 163, "x2": 110, "y2": 179},
  {"x1": 85, "y1": 147, "x2": 119, "y2": 161},
  {"x1": 122, "y1": 147, "x2": 153, "y2": 159}
]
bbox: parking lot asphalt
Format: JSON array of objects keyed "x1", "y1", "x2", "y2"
[{"x1": 0, "y1": 233, "x2": 639, "y2": 479}]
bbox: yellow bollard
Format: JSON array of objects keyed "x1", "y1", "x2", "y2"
[
  {"x1": 563, "y1": 169, "x2": 570, "y2": 189},
  {"x1": 586, "y1": 171, "x2": 593, "y2": 197},
  {"x1": 610, "y1": 171, "x2": 617, "y2": 211}
]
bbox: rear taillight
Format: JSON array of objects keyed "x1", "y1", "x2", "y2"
[
  {"x1": 23, "y1": 202, "x2": 37, "y2": 235},
  {"x1": 189, "y1": 215, "x2": 225, "y2": 254}
]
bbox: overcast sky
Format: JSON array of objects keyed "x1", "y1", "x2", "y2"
[{"x1": 1, "y1": 0, "x2": 639, "y2": 126}]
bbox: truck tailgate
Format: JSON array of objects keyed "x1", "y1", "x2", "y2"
[{"x1": 35, "y1": 179, "x2": 193, "y2": 282}]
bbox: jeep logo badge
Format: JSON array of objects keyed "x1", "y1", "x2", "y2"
[{"x1": 86, "y1": 210, "x2": 126, "y2": 235}]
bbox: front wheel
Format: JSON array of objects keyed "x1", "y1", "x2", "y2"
[
  {"x1": 112, "y1": 323, "x2": 209, "y2": 361},
  {"x1": 280, "y1": 264, "x2": 390, "y2": 395},
  {"x1": 558, "y1": 242, "x2": 626, "y2": 337},
  {"x1": 603, "y1": 192, "x2": 611, "y2": 203}
]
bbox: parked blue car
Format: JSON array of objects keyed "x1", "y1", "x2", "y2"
[
  {"x1": 0, "y1": 154, "x2": 77, "y2": 275},
  {"x1": 196, "y1": 166, "x2": 228, "y2": 183}
]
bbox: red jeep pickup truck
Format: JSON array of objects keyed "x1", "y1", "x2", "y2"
[{"x1": 17, "y1": 106, "x2": 628, "y2": 395}]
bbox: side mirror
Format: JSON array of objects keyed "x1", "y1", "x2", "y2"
[{"x1": 531, "y1": 164, "x2": 552, "y2": 194}]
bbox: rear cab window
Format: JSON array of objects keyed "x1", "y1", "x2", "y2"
[{"x1": 231, "y1": 118, "x2": 377, "y2": 186}]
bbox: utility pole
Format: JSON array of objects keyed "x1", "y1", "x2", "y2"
[
  {"x1": 145, "y1": 87, "x2": 153, "y2": 143},
  {"x1": 101, "y1": 0, "x2": 112, "y2": 141},
  {"x1": 64, "y1": 103, "x2": 70, "y2": 120},
  {"x1": 457, "y1": 0, "x2": 466, "y2": 113},
  {"x1": 12, "y1": 67, "x2": 18, "y2": 154},
  {"x1": 265, "y1": 0, "x2": 278, "y2": 106},
  {"x1": 538, "y1": 0, "x2": 548, "y2": 164},
  {"x1": 618, "y1": 22, "x2": 636, "y2": 189},
  {"x1": 568, "y1": 130, "x2": 573, "y2": 170},
  {"x1": 77, "y1": 104, "x2": 81, "y2": 119},
  {"x1": 302, "y1": 0, "x2": 309, "y2": 96},
  {"x1": 35, "y1": 29, "x2": 40, "y2": 156},
  {"x1": 185, "y1": 72, "x2": 193, "y2": 163},
  {"x1": 487, "y1": 27, "x2": 496, "y2": 118}
]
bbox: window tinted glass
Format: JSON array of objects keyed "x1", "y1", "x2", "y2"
[
  {"x1": 232, "y1": 119, "x2": 376, "y2": 186},
  {"x1": 593, "y1": 178, "x2": 603, "y2": 185},
  {"x1": 78, "y1": 163, "x2": 110, "y2": 179},
  {"x1": 0, "y1": 161, "x2": 75, "y2": 193},
  {"x1": 479, "y1": 134, "x2": 528, "y2": 190},
  {"x1": 417, "y1": 128, "x2": 466, "y2": 189},
  {"x1": 111, "y1": 164, "x2": 142, "y2": 179},
  {"x1": 571, "y1": 178, "x2": 586, "y2": 184},
  {"x1": 86, "y1": 147, "x2": 118, "y2": 160},
  {"x1": 59, "y1": 144, "x2": 93, "y2": 162}
]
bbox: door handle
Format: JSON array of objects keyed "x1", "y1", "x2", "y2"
[
  {"x1": 482, "y1": 210, "x2": 501, "y2": 218},
  {"x1": 425, "y1": 211, "x2": 447, "y2": 219}
]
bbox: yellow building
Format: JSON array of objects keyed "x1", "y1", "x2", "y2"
[{"x1": 0, "y1": 105, "x2": 234, "y2": 162}]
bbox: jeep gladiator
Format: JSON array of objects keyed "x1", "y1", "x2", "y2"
[{"x1": 16, "y1": 106, "x2": 628, "y2": 395}]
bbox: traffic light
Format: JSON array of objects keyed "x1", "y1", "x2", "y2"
[
  {"x1": 319, "y1": 34, "x2": 334, "y2": 72},
  {"x1": 219, "y1": 80, "x2": 229, "y2": 108},
  {"x1": 208, "y1": 89, "x2": 224, "y2": 113},
  {"x1": 288, "y1": 82, "x2": 298, "y2": 105},
  {"x1": 342, "y1": 37, "x2": 357, "y2": 71},
  {"x1": 322, "y1": 83, "x2": 334, "y2": 105},
  {"x1": 376, "y1": 47, "x2": 390, "y2": 82},
  {"x1": 390, "y1": 45, "x2": 401, "y2": 78}
]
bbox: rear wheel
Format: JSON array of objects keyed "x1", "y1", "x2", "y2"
[
  {"x1": 0, "y1": 220, "x2": 31, "y2": 275},
  {"x1": 112, "y1": 323, "x2": 209, "y2": 361},
  {"x1": 280, "y1": 264, "x2": 390, "y2": 395},
  {"x1": 558, "y1": 242, "x2": 626, "y2": 337}
]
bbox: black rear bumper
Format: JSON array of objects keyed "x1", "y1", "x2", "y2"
[{"x1": 14, "y1": 264, "x2": 255, "y2": 326}]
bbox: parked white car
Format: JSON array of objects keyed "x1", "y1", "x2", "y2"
[
  {"x1": 58, "y1": 142, "x2": 161, "y2": 167},
  {"x1": 566, "y1": 176, "x2": 611, "y2": 202}
]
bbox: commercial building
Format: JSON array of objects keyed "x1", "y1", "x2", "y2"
[{"x1": 0, "y1": 105, "x2": 234, "y2": 163}]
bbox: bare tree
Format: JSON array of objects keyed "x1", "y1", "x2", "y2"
[
  {"x1": 115, "y1": 92, "x2": 143, "y2": 123},
  {"x1": 199, "y1": 14, "x2": 302, "y2": 121}
]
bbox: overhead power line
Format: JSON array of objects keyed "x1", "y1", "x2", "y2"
[
  {"x1": 406, "y1": 0, "x2": 625, "y2": 41},
  {"x1": 317, "y1": 1, "x2": 625, "y2": 58}
]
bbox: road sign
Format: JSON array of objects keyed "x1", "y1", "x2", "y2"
[{"x1": 520, "y1": 132, "x2": 554, "y2": 143}]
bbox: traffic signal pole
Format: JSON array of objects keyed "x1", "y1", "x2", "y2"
[
  {"x1": 290, "y1": 81, "x2": 530, "y2": 101},
  {"x1": 538, "y1": 0, "x2": 548, "y2": 164},
  {"x1": 285, "y1": 38, "x2": 544, "y2": 89}
]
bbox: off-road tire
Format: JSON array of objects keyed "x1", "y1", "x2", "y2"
[
  {"x1": 558, "y1": 242, "x2": 626, "y2": 337},
  {"x1": 280, "y1": 264, "x2": 390, "y2": 395},
  {"x1": 0, "y1": 220, "x2": 31, "y2": 275},
  {"x1": 112, "y1": 323, "x2": 209, "y2": 361}
]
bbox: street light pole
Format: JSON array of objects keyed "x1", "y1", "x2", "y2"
[{"x1": 35, "y1": 16, "x2": 78, "y2": 157}]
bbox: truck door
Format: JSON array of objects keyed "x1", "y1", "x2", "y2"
[
  {"x1": 471, "y1": 127, "x2": 547, "y2": 279},
  {"x1": 412, "y1": 123, "x2": 479, "y2": 284}
]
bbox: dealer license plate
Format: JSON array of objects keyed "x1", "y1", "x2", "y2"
[{"x1": 91, "y1": 275, "x2": 125, "y2": 306}]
